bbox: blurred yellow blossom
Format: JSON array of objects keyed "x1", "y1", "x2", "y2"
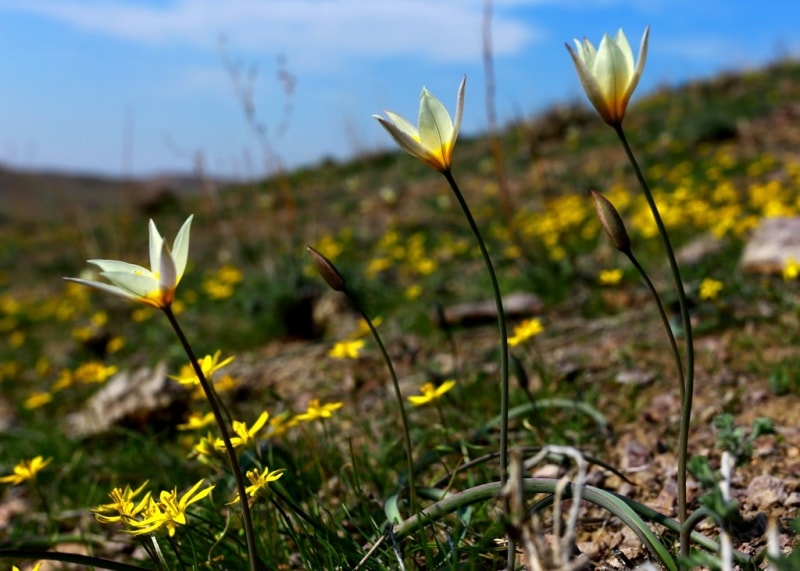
[
  {"x1": 783, "y1": 258, "x2": 799, "y2": 281},
  {"x1": 408, "y1": 380, "x2": 456, "y2": 406},
  {"x1": 599, "y1": 269, "x2": 623, "y2": 285},
  {"x1": 294, "y1": 399, "x2": 343, "y2": 422},
  {"x1": 171, "y1": 350, "x2": 234, "y2": 386},
  {"x1": 216, "y1": 411, "x2": 269, "y2": 449},
  {"x1": 508, "y1": 318, "x2": 544, "y2": 347},
  {"x1": 177, "y1": 412, "x2": 216, "y2": 431},
  {"x1": 24, "y1": 392, "x2": 53, "y2": 410},
  {"x1": 0, "y1": 456, "x2": 52, "y2": 485},
  {"x1": 699, "y1": 278, "x2": 723, "y2": 301},
  {"x1": 229, "y1": 466, "x2": 285, "y2": 504},
  {"x1": 328, "y1": 339, "x2": 364, "y2": 359}
]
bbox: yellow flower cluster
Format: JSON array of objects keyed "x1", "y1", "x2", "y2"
[
  {"x1": 93, "y1": 479, "x2": 215, "y2": 537},
  {"x1": 203, "y1": 263, "x2": 244, "y2": 300}
]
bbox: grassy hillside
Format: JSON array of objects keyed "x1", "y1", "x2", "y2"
[{"x1": 1, "y1": 58, "x2": 799, "y2": 568}]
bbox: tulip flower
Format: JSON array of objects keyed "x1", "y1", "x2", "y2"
[
  {"x1": 374, "y1": 76, "x2": 465, "y2": 172},
  {"x1": 65, "y1": 215, "x2": 193, "y2": 309},
  {"x1": 567, "y1": 27, "x2": 649, "y2": 126}
]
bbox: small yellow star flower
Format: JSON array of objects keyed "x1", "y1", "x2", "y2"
[
  {"x1": 73, "y1": 361, "x2": 118, "y2": 384},
  {"x1": 170, "y1": 350, "x2": 234, "y2": 386},
  {"x1": 567, "y1": 28, "x2": 649, "y2": 126},
  {"x1": 374, "y1": 76, "x2": 466, "y2": 173},
  {"x1": 783, "y1": 257, "x2": 799, "y2": 281},
  {"x1": 294, "y1": 399, "x2": 343, "y2": 422},
  {"x1": 215, "y1": 411, "x2": 269, "y2": 449},
  {"x1": 699, "y1": 278, "x2": 723, "y2": 301},
  {"x1": 24, "y1": 391, "x2": 53, "y2": 410},
  {"x1": 599, "y1": 268, "x2": 623, "y2": 285},
  {"x1": 126, "y1": 479, "x2": 214, "y2": 537},
  {"x1": 408, "y1": 380, "x2": 456, "y2": 406},
  {"x1": 508, "y1": 318, "x2": 545, "y2": 347},
  {"x1": 328, "y1": 339, "x2": 365, "y2": 359},
  {"x1": 229, "y1": 466, "x2": 285, "y2": 504},
  {"x1": 177, "y1": 411, "x2": 216, "y2": 431},
  {"x1": 92, "y1": 481, "x2": 151, "y2": 525},
  {"x1": 65, "y1": 215, "x2": 193, "y2": 309},
  {"x1": 12, "y1": 563, "x2": 42, "y2": 571},
  {"x1": 0, "y1": 456, "x2": 52, "y2": 485}
]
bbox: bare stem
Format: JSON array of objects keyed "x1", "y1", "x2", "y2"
[
  {"x1": 442, "y1": 169, "x2": 509, "y2": 486},
  {"x1": 162, "y1": 306, "x2": 262, "y2": 571},
  {"x1": 614, "y1": 125, "x2": 695, "y2": 558},
  {"x1": 348, "y1": 293, "x2": 418, "y2": 517}
]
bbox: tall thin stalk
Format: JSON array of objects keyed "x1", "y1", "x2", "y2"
[
  {"x1": 349, "y1": 295, "x2": 418, "y2": 517},
  {"x1": 614, "y1": 126, "x2": 695, "y2": 557},
  {"x1": 442, "y1": 169, "x2": 509, "y2": 486},
  {"x1": 162, "y1": 306, "x2": 262, "y2": 571}
]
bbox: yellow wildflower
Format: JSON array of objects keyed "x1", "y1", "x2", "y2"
[
  {"x1": 508, "y1": 318, "x2": 544, "y2": 347},
  {"x1": 171, "y1": 350, "x2": 234, "y2": 386},
  {"x1": 699, "y1": 278, "x2": 723, "y2": 301},
  {"x1": 229, "y1": 466, "x2": 285, "y2": 504},
  {"x1": 599, "y1": 269, "x2": 623, "y2": 285},
  {"x1": 126, "y1": 479, "x2": 214, "y2": 537},
  {"x1": 0, "y1": 456, "x2": 52, "y2": 485},
  {"x1": 177, "y1": 411, "x2": 216, "y2": 431},
  {"x1": 408, "y1": 380, "x2": 456, "y2": 406},
  {"x1": 216, "y1": 411, "x2": 269, "y2": 449},
  {"x1": 294, "y1": 399, "x2": 343, "y2": 422},
  {"x1": 783, "y1": 258, "x2": 799, "y2": 281},
  {"x1": 328, "y1": 339, "x2": 365, "y2": 359}
]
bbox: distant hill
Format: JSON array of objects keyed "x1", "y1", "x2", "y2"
[{"x1": 0, "y1": 166, "x2": 208, "y2": 223}]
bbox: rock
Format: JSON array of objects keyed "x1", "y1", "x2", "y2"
[
  {"x1": 63, "y1": 362, "x2": 189, "y2": 438},
  {"x1": 676, "y1": 233, "x2": 726, "y2": 266},
  {"x1": 741, "y1": 217, "x2": 800, "y2": 274},
  {"x1": 439, "y1": 292, "x2": 544, "y2": 327}
]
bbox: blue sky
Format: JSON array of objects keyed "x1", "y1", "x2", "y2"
[{"x1": 1, "y1": 0, "x2": 799, "y2": 179}]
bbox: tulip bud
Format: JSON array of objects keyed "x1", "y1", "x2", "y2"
[
  {"x1": 306, "y1": 246, "x2": 346, "y2": 292},
  {"x1": 591, "y1": 190, "x2": 631, "y2": 254}
]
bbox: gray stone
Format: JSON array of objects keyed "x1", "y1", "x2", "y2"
[{"x1": 741, "y1": 217, "x2": 800, "y2": 274}]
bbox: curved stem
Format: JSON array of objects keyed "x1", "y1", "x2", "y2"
[
  {"x1": 614, "y1": 125, "x2": 695, "y2": 558},
  {"x1": 626, "y1": 251, "x2": 685, "y2": 403},
  {"x1": 162, "y1": 307, "x2": 262, "y2": 571},
  {"x1": 348, "y1": 294, "x2": 417, "y2": 516},
  {"x1": 442, "y1": 169, "x2": 509, "y2": 485}
]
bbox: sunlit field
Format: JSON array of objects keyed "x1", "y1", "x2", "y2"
[{"x1": 2, "y1": 39, "x2": 800, "y2": 569}]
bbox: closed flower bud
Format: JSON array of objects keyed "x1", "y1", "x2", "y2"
[
  {"x1": 306, "y1": 246, "x2": 346, "y2": 292},
  {"x1": 591, "y1": 190, "x2": 631, "y2": 254}
]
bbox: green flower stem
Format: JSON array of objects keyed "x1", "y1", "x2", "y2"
[
  {"x1": 162, "y1": 306, "x2": 262, "y2": 571},
  {"x1": 0, "y1": 550, "x2": 149, "y2": 571},
  {"x1": 442, "y1": 169, "x2": 509, "y2": 485},
  {"x1": 626, "y1": 252, "x2": 685, "y2": 403},
  {"x1": 348, "y1": 293, "x2": 418, "y2": 516},
  {"x1": 614, "y1": 125, "x2": 695, "y2": 557}
]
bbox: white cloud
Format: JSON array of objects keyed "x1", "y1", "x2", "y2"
[{"x1": 3, "y1": 0, "x2": 544, "y2": 69}]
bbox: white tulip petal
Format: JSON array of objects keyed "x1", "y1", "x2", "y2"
[
  {"x1": 418, "y1": 87, "x2": 453, "y2": 153},
  {"x1": 100, "y1": 271, "x2": 160, "y2": 298},
  {"x1": 148, "y1": 219, "x2": 164, "y2": 274},
  {"x1": 88, "y1": 259, "x2": 154, "y2": 278},
  {"x1": 451, "y1": 76, "x2": 466, "y2": 147},
  {"x1": 63, "y1": 277, "x2": 143, "y2": 303},
  {"x1": 171, "y1": 215, "x2": 193, "y2": 281},
  {"x1": 159, "y1": 243, "x2": 178, "y2": 292}
]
